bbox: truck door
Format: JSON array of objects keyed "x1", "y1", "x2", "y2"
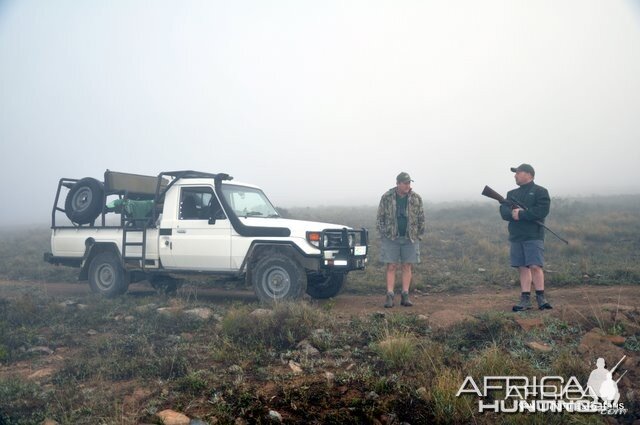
[{"x1": 159, "y1": 186, "x2": 232, "y2": 271}]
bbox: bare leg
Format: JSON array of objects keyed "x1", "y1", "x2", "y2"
[
  {"x1": 386, "y1": 263, "x2": 398, "y2": 293},
  {"x1": 519, "y1": 266, "x2": 532, "y2": 292},
  {"x1": 401, "y1": 263, "x2": 412, "y2": 292},
  {"x1": 531, "y1": 265, "x2": 544, "y2": 291}
]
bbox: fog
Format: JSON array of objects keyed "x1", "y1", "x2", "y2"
[{"x1": 1, "y1": 1, "x2": 639, "y2": 225}]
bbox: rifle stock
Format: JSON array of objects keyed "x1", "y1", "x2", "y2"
[
  {"x1": 482, "y1": 185, "x2": 569, "y2": 245},
  {"x1": 481, "y1": 185, "x2": 507, "y2": 204}
]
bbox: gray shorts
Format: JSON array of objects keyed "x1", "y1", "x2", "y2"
[
  {"x1": 510, "y1": 240, "x2": 544, "y2": 268},
  {"x1": 380, "y1": 237, "x2": 420, "y2": 264}
]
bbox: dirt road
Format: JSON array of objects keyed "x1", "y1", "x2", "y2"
[{"x1": 1, "y1": 279, "x2": 637, "y2": 324}]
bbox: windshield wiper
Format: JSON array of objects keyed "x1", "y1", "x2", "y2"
[{"x1": 242, "y1": 211, "x2": 264, "y2": 218}]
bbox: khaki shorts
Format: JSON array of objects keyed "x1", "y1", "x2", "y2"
[
  {"x1": 380, "y1": 237, "x2": 420, "y2": 264},
  {"x1": 510, "y1": 240, "x2": 544, "y2": 267}
]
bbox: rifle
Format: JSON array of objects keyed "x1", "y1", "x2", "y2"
[
  {"x1": 610, "y1": 355, "x2": 626, "y2": 375},
  {"x1": 482, "y1": 185, "x2": 569, "y2": 245},
  {"x1": 615, "y1": 370, "x2": 627, "y2": 384}
]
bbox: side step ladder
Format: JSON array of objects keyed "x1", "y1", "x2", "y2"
[{"x1": 122, "y1": 218, "x2": 148, "y2": 268}]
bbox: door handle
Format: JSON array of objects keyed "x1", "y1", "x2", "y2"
[{"x1": 177, "y1": 229, "x2": 186, "y2": 233}]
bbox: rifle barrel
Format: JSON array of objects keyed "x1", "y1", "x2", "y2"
[
  {"x1": 610, "y1": 355, "x2": 626, "y2": 375},
  {"x1": 536, "y1": 221, "x2": 569, "y2": 245}
]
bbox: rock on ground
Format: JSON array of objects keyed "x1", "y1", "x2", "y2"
[
  {"x1": 428, "y1": 309, "x2": 477, "y2": 329},
  {"x1": 156, "y1": 409, "x2": 190, "y2": 425},
  {"x1": 578, "y1": 328, "x2": 628, "y2": 368}
]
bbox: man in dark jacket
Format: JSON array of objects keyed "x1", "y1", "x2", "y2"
[{"x1": 500, "y1": 164, "x2": 552, "y2": 311}]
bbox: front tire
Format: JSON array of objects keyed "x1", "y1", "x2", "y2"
[
  {"x1": 88, "y1": 252, "x2": 129, "y2": 297},
  {"x1": 252, "y1": 253, "x2": 307, "y2": 303},
  {"x1": 306, "y1": 273, "x2": 346, "y2": 299}
]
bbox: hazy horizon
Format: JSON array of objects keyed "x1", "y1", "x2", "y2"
[
  {"x1": 4, "y1": 191, "x2": 638, "y2": 229},
  {"x1": 2, "y1": 1, "x2": 639, "y2": 225}
]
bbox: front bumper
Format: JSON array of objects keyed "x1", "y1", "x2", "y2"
[{"x1": 310, "y1": 228, "x2": 368, "y2": 271}]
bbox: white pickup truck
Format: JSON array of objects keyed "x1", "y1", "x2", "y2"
[{"x1": 44, "y1": 170, "x2": 368, "y2": 302}]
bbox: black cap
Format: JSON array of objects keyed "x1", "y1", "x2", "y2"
[
  {"x1": 396, "y1": 172, "x2": 413, "y2": 183},
  {"x1": 510, "y1": 164, "x2": 535, "y2": 177}
]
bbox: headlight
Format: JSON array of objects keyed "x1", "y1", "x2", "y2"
[
  {"x1": 323, "y1": 233, "x2": 342, "y2": 248},
  {"x1": 306, "y1": 231, "x2": 321, "y2": 247}
]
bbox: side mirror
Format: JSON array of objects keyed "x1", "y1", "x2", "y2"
[{"x1": 208, "y1": 217, "x2": 217, "y2": 225}]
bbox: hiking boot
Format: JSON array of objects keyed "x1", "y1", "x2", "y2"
[
  {"x1": 536, "y1": 292, "x2": 553, "y2": 310},
  {"x1": 384, "y1": 292, "x2": 394, "y2": 308},
  {"x1": 400, "y1": 291, "x2": 413, "y2": 307},
  {"x1": 512, "y1": 293, "x2": 532, "y2": 312}
]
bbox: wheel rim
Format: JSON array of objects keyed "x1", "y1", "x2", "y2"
[
  {"x1": 72, "y1": 187, "x2": 93, "y2": 212},
  {"x1": 261, "y1": 265, "x2": 291, "y2": 299},
  {"x1": 95, "y1": 263, "x2": 116, "y2": 291}
]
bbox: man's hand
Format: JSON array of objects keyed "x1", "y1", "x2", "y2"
[{"x1": 512, "y1": 208, "x2": 523, "y2": 221}]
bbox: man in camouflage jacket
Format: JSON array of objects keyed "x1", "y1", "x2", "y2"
[{"x1": 376, "y1": 172, "x2": 425, "y2": 308}]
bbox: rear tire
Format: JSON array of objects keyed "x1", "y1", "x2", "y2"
[
  {"x1": 65, "y1": 177, "x2": 104, "y2": 224},
  {"x1": 252, "y1": 253, "x2": 306, "y2": 303},
  {"x1": 306, "y1": 273, "x2": 346, "y2": 299},
  {"x1": 149, "y1": 275, "x2": 182, "y2": 295},
  {"x1": 88, "y1": 252, "x2": 129, "y2": 297}
]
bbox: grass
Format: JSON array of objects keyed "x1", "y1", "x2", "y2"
[
  {"x1": 0, "y1": 289, "x2": 636, "y2": 424},
  {"x1": 374, "y1": 332, "x2": 420, "y2": 371},
  {"x1": 429, "y1": 367, "x2": 476, "y2": 424},
  {"x1": 1, "y1": 196, "x2": 639, "y2": 423},
  {"x1": 220, "y1": 302, "x2": 330, "y2": 350}
]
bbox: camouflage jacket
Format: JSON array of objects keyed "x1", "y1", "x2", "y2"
[{"x1": 376, "y1": 188, "x2": 425, "y2": 242}]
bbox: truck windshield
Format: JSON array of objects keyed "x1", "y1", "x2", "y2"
[{"x1": 220, "y1": 185, "x2": 280, "y2": 218}]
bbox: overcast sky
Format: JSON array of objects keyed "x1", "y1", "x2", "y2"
[{"x1": 1, "y1": 0, "x2": 639, "y2": 225}]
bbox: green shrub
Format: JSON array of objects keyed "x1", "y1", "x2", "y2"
[
  {"x1": 469, "y1": 344, "x2": 534, "y2": 380},
  {"x1": 0, "y1": 378, "x2": 49, "y2": 424},
  {"x1": 174, "y1": 370, "x2": 209, "y2": 395},
  {"x1": 550, "y1": 349, "x2": 590, "y2": 382},
  {"x1": 56, "y1": 333, "x2": 189, "y2": 382},
  {"x1": 221, "y1": 302, "x2": 331, "y2": 350},
  {"x1": 373, "y1": 332, "x2": 419, "y2": 371},
  {"x1": 624, "y1": 335, "x2": 640, "y2": 352},
  {"x1": 429, "y1": 367, "x2": 476, "y2": 424},
  {"x1": 434, "y1": 311, "x2": 517, "y2": 354}
]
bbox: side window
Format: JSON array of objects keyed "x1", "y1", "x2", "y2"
[
  {"x1": 209, "y1": 195, "x2": 227, "y2": 220},
  {"x1": 179, "y1": 187, "x2": 226, "y2": 221}
]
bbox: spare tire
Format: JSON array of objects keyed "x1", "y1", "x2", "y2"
[{"x1": 65, "y1": 177, "x2": 104, "y2": 224}]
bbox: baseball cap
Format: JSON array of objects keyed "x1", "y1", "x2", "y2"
[
  {"x1": 396, "y1": 172, "x2": 413, "y2": 183},
  {"x1": 510, "y1": 164, "x2": 535, "y2": 177}
]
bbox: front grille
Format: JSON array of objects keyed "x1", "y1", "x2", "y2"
[{"x1": 324, "y1": 232, "x2": 344, "y2": 248}]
